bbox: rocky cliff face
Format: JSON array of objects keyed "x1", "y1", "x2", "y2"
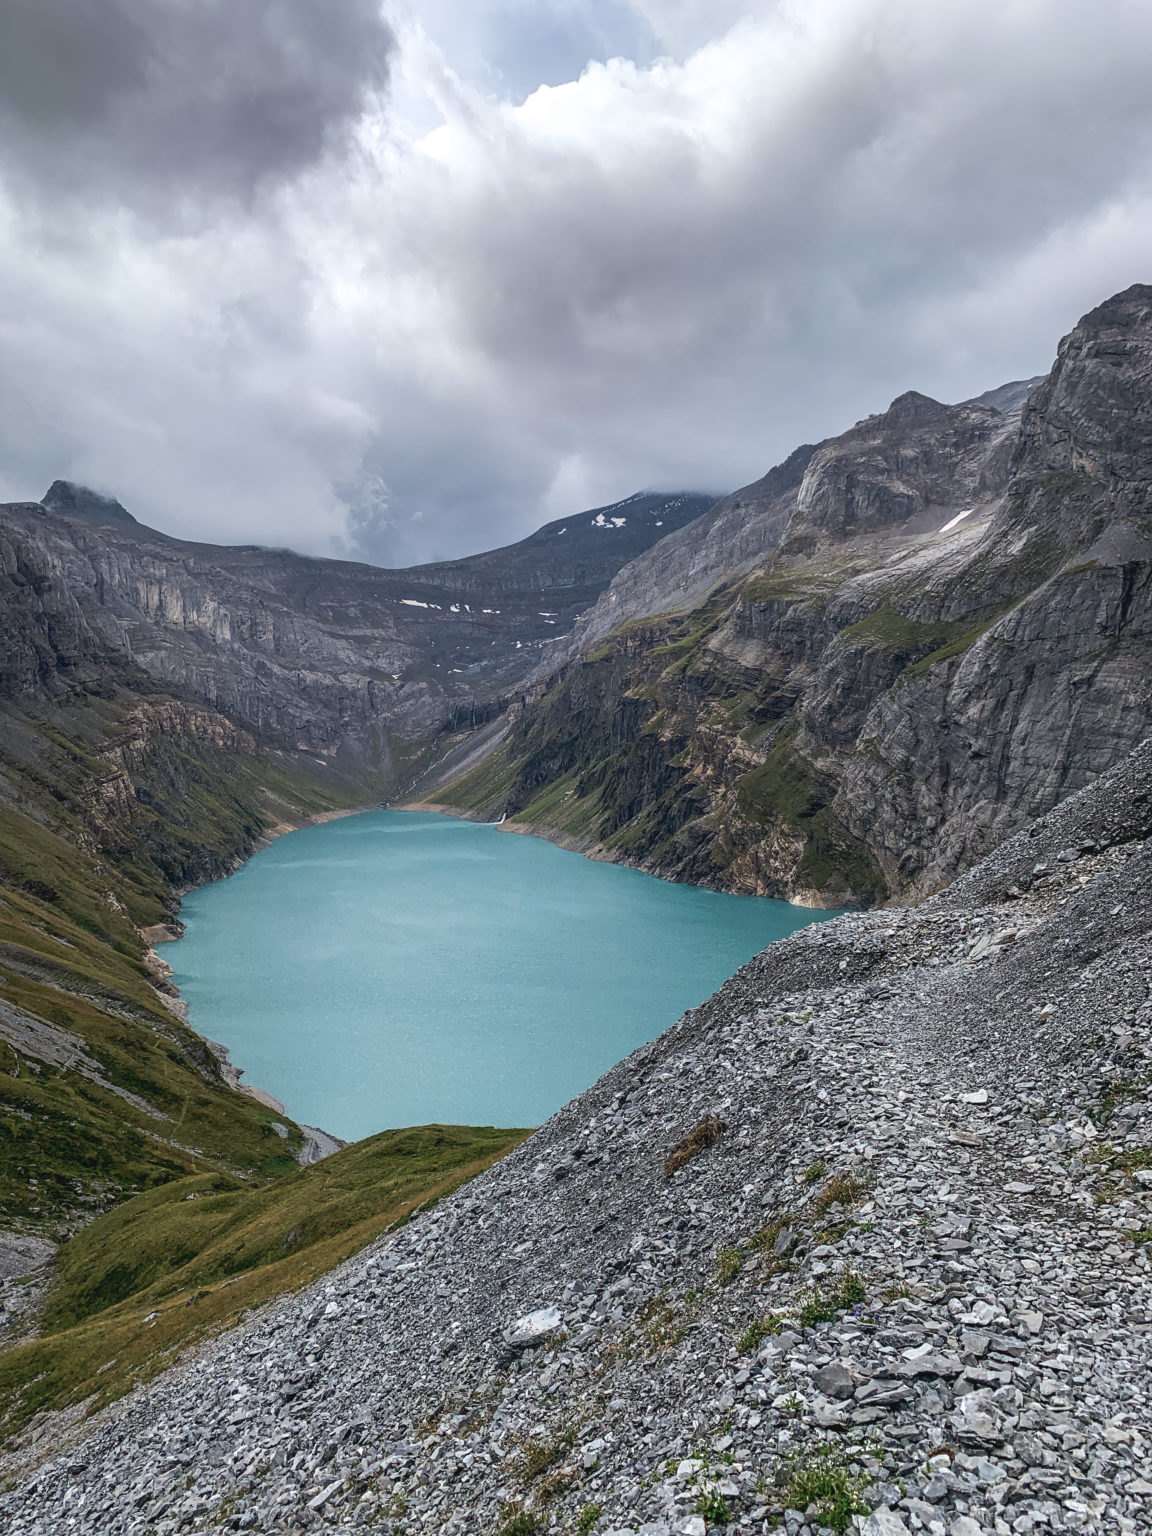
[
  {"x1": 546, "y1": 379, "x2": 1041, "y2": 673},
  {"x1": 431, "y1": 288, "x2": 1151, "y2": 907},
  {"x1": 0, "y1": 489, "x2": 712, "y2": 789}
]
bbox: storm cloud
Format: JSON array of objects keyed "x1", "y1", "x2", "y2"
[
  {"x1": 1, "y1": 1, "x2": 1151, "y2": 563},
  {"x1": 0, "y1": 0, "x2": 394, "y2": 210}
]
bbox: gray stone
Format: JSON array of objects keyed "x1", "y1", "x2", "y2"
[{"x1": 811, "y1": 1363, "x2": 855, "y2": 1400}]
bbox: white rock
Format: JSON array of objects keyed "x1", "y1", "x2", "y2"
[
  {"x1": 960, "y1": 1300, "x2": 999, "y2": 1325},
  {"x1": 856, "y1": 1508, "x2": 911, "y2": 1536},
  {"x1": 961, "y1": 1089, "x2": 989, "y2": 1105},
  {"x1": 503, "y1": 1306, "x2": 562, "y2": 1347}
]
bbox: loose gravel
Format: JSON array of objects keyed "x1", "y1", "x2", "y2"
[{"x1": 4, "y1": 743, "x2": 1152, "y2": 1536}]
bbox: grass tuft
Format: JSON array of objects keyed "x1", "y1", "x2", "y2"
[
  {"x1": 519, "y1": 1426, "x2": 577, "y2": 1485},
  {"x1": 695, "y1": 1489, "x2": 732, "y2": 1524},
  {"x1": 781, "y1": 1448, "x2": 870, "y2": 1533},
  {"x1": 796, "y1": 1270, "x2": 867, "y2": 1328},
  {"x1": 811, "y1": 1171, "x2": 870, "y2": 1215},
  {"x1": 665, "y1": 1115, "x2": 726, "y2": 1177},
  {"x1": 713, "y1": 1247, "x2": 743, "y2": 1286}
]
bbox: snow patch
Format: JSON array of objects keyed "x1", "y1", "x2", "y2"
[{"x1": 939, "y1": 507, "x2": 976, "y2": 534}]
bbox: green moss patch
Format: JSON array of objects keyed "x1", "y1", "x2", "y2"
[{"x1": 837, "y1": 604, "x2": 967, "y2": 655}]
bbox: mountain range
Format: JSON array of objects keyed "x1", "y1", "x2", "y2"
[{"x1": 0, "y1": 284, "x2": 1150, "y2": 1523}]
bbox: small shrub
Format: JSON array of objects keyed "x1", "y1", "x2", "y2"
[
  {"x1": 576, "y1": 1504, "x2": 602, "y2": 1535},
  {"x1": 695, "y1": 1489, "x2": 732, "y2": 1524},
  {"x1": 782, "y1": 1450, "x2": 869, "y2": 1533},
  {"x1": 713, "y1": 1248, "x2": 742, "y2": 1286},
  {"x1": 665, "y1": 1115, "x2": 726, "y2": 1177},
  {"x1": 802, "y1": 1161, "x2": 826, "y2": 1185},
  {"x1": 520, "y1": 1426, "x2": 577, "y2": 1484},
  {"x1": 837, "y1": 1271, "x2": 867, "y2": 1305},
  {"x1": 811, "y1": 1172, "x2": 869, "y2": 1216}
]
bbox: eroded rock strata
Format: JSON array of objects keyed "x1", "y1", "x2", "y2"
[
  {"x1": 432, "y1": 287, "x2": 1152, "y2": 907},
  {"x1": 5, "y1": 733, "x2": 1151, "y2": 1536},
  {"x1": 0, "y1": 488, "x2": 711, "y2": 785}
]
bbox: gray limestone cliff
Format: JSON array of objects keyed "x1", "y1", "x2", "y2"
[
  {"x1": 0, "y1": 489, "x2": 712, "y2": 790},
  {"x1": 430, "y1": 288, "x2": 1151, "y2": 907}
]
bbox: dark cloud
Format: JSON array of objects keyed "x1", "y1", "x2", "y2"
[{"x1": 0, "y1": 0, "x2": 394, "y2": 210}]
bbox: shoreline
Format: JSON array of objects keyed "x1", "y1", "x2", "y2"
[
  {"x1": 404, "y1": 799, "x2": 834, "y2": 908},
  {"x1": 141, "y1": 795, "x2": 823, "y2": 1157},
  {"x1": 139, "y1": 801, "x2": 378, "y2": 1156}
]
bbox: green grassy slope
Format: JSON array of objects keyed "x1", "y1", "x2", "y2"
[
  {"x1": 0, "y1": 1124, "x2": 528, "y2": 1433},
  {"x1": 0, "y1": 685, "x2": 365, "y2": 1228}
]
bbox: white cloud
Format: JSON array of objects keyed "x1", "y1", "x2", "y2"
[{"x1": 1, "y1": 0, "x2": 1151, "y2": 562}]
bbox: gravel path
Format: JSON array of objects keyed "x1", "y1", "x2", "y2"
[{"x1": 4, "y1": 745, "x2": 1152, "y2": 1536}]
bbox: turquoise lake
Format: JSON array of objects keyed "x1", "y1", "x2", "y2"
[{"x1": 167, "y1": 810, "x2": 834, "y2": 1139}]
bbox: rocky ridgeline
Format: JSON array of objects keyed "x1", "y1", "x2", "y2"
[
  {"x1": 436, "y1": 286, "x2": 1152, "y2": 908},
  {"x1": 5, "y1": 741, "x2": 1151, "y2": 1536},
  {"x1": 0, "y1": 485, "x2": 709, "y2": 776}
]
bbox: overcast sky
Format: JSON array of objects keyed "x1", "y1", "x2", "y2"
[{"x1": 1, "y1": 0, "x2": 1151, "y2": 565}]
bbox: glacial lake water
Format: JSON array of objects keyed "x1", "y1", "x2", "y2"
[{"x1": 167, "y1": 810, "x2": 836, "y2": 1139}]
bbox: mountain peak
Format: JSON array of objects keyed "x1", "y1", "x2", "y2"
[
  {"x1": 883, "y1": 389, "x2": 948, "y2": 422},
  {"x1": 41, "y1": 480, "x2": 138, "y2": 528}
]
